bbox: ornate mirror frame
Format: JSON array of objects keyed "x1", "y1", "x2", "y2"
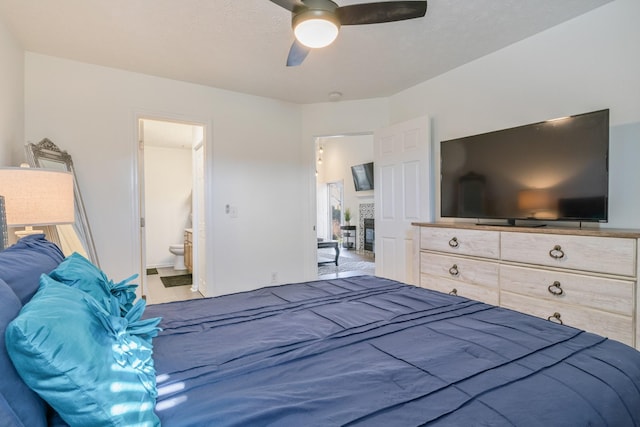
[{"x1": 25, "y1": 138, "x2": 99, "y2": 265}]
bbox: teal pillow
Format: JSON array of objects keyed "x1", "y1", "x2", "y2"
[
  {"x1": 49, "y1": 252, "x2": 138, "y2": 315},
  {"x1": 6, "y1": 275, "x2": 161, "y2": 427}
]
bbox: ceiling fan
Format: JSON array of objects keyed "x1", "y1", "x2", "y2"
[{"x1": 269, "y1": 0, "x2": 428, "y2": 66}]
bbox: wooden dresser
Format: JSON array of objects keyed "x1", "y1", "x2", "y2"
[
  {"x1": 184, "y1": 229, "x2": 193, "y2": 273},
  {"x1": 413, "y1": 222, "x2": 640, "y2": 349}
]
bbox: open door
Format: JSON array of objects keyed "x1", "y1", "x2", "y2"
[
  {"x1": 137, "y1": 119, "x2": 148, "y2": 299},
  {"x1": 374, "y1": 116, "x2": 432, "y2": 285}
]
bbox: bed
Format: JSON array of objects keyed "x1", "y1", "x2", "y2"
[{"x1": 2, "y1": 235, "x2": 640, "y2": 426}]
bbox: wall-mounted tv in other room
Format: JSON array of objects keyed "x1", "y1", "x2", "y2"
[
  {"x1": 351, "y1": 162, "x2": 374, "y2": 191},
  {"x1": 440, "y1": 109, "x2": 609, "y2": 225}
]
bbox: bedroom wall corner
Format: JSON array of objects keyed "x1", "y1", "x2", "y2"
[
  {"x1": 301, "y1": 98, "x2": 389, "y2": 281},
  {"x1": 388, "y1": 0, "x2": 640, "y2": 230}
]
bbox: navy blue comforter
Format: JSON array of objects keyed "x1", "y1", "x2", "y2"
[{"x1": 145, "y1": 276, "x2": 640, "y2": 426}]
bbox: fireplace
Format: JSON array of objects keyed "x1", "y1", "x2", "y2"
[{"x1": 364, "y1": 218, "x2": 374, "y2": 252}]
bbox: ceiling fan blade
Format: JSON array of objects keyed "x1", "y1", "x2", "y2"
[
  {"x1": 336, "y1": 1, "x2": 427, "y2": 26},
  {"x1": 269, "y1": 0, "x2": 305, "y2": 12},
  {"x1": 286, "y1": 39, "x2": 311, "y2": 67}
]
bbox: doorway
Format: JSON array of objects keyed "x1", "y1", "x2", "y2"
[
  {"x1": 137, "y1": 117, "x2": 206, "y2": 303},
  {"x1": 326, "y1": 181, "x2": 343, "y2": 241},
  {"x1": 314, "y1": 134, "x2": 375, "y2": 278}
]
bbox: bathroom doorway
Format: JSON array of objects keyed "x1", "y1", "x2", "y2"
[{"x1": 137, "y1": 117, "x2": 206, "y2": 304}]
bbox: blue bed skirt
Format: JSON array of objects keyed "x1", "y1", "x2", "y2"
[{"x1": 145, "y1": 275, "x2": 640, "y2": 426}]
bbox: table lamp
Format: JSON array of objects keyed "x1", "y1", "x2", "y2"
[
  {"x1": 0, "y1": 167, "x2": 75, "y2": 238},
  {"x1": 518, "y1": 188, "x2": 555, "y2": 219}
]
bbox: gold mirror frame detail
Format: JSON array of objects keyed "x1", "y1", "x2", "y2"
[{"x1": 25, "y1": 138, "x2": 99, "y2": 266}]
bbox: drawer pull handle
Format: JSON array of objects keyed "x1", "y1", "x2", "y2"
[
  {"x1": 448, "y1": 237, "x2": 459, "y2": 248},
  {"x1": 449, "y1": 288, "x2": 458, "y2": 296},
  {"x1": 448, "y1": 264, "x2": 459, "y2": 277},
  {"x1": 547, "y1": 281, "x2": 564, "y2": 296},
  {"x1": 547, "y1": 312, "x2": 563, "y2": 325},
  {"x1": 549, "y1": 245, "x2": 565, "y2": 260}
]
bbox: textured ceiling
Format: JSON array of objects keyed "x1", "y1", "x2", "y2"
[{"x1": 0, "y1": 0, "x2": 612, "y2": 104}]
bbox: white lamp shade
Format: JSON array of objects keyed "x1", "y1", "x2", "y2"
[
  {"x1": 518, "y1": 189, "x2": 552, "y2": 212},
  {"x1": 0, "y1": 168, "x2": 75, "y2": 226},
  {"x1": 294, "y1": 18, "x2": 339, "y2": 48},
  {"x1": 293, "y1": 8, "x2": 341, "y2": 49}
]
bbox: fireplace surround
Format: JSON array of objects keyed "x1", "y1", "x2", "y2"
[{"x1": 364, "y1": 218, "x2": 374, "y2": 252}]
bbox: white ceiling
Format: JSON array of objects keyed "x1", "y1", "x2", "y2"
[{"x1": 0, "y1": 0, "x2": 612, "y2": 104}]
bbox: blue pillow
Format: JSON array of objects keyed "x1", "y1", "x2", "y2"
[
  {"x1": 6, "y1": 275, "x2": 161, "y2": 427},
  {"x1": 0, "y1": 278, "x2": 48, "y2": 427},
  {"x1": 49, "y1": 252, "x2": 138, "y2": 315},
  {"x1": 0, "y1": 234, "x2": 64, "y2": 304}
]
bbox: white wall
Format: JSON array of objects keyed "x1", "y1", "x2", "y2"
[
  {"x1": 16, "y1": 0, "x2": 640, "y2": 293},
  {"x1": 144, "y1": 145, "x2": 192, "y2": 268},
  {"x1": 24, "y1": 53, "x2": 304, "y2": 295},
  {"x1": 0, "y1": 17, "x2": 23, "y2": 165},
  {"x1": 389, "y1": 0, "x2": 640, "y2": 229}
]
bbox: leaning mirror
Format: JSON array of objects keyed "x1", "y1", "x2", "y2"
[{"x1": 25, "y1": 138, "x2": 99, "y2": 266}]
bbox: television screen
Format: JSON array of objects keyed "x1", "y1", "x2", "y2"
[
  {"x1": 351, "y1": 162, "x2": 374, "y2": 191},
  {"x1": 440, "y1": 109, "x2": 609, "y2": 224}
]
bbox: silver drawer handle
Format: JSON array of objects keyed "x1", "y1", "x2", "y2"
[
  {"x1": 547, "y1": 281, "x2": 564, "y2": 296},
  {"x1": 547, "y1": 312, "x2": 563, "y2": 325},
  {"x1": 449, "y1": 288, "x2": 458, "y2": 296},
  {"x1": 448, "y1": 264, "x2": 459, "y2": 277},
  {"x1": 448, "y1": 237, "x2": 459, "y2": 248},
  {"x1": 549, "y1": 245, "x2": 565, "y2": 260}
]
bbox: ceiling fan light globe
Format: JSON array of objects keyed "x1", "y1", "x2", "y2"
[{"x1": 294, "y1": 17, "x2": 339, "y2": 49}]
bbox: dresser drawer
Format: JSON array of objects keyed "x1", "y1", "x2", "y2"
[
  {"x1": 501, "y1": 232, "x2": 637, "y2": 277},
  {"x1": 421, "y1": 252, "x2": 499, "y2": 289},
  {"x1": 501, "y1": 292, "x2": 633, "y2": 346},
  {"x1": 500, "y1": 265, "x2": 634, "y2": 316},
  {"x1": 421, "y1": 274, "x2": 499, "y2": 306},
  {"x1": 420, "y1": 227, "x2": 499, "y2": 259}
]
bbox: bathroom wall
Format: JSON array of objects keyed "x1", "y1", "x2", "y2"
[{"x1": 144, "y1": 145, "x2": 192, "y2": 268}]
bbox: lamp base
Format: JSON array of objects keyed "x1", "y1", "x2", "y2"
[{"x1": 15, "y1": 226, "x2": 44, "y2": 239}]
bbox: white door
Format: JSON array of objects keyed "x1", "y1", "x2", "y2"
[
  {"x1": 137, "y1": 120, "x2": 148, "y2": 298},
  {"x1": 193, "y1": 141, "x2": 207, "y2": 296},
  {"x1": 374, "y1": 116, "x2": 432, "y2": 285}
]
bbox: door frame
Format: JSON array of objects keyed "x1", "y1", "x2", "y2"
[
  {"x1": 326, "y1": 180, "x2": 344, "y2": 241},
  {"x1": 311, "y1": 132, "x2": 374, "y2": 277},
  {"x1": 132, "y1": 110, "x2": 212, "y2": 299}
]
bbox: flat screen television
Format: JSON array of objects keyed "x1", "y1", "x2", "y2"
[
  {"x1": 440, "y1": 109, "x2": 609, "y2": 225},
  {"x1": 351, "y1": 162, "x2": 374, "y2": 191}
]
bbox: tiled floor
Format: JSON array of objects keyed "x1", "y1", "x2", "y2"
[
  {"x1": 317, "y1": 248, "x2": 376, "y2": 280},
  {"x1": 145, "y1": 266, "x2": 204, "y2": 305}
]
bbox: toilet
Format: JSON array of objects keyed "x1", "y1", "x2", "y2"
[{"x1": 168, "y1": 244, "x2": 186, "y2": 270}]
